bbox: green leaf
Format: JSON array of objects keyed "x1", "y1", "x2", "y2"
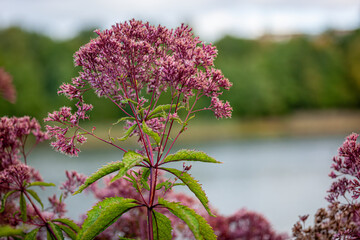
[
  {"x1": 47, "y1": 222, "x2": 64, "y2": 240},
  {"x1": 49, "y1": 222, "x2": 65, "y2": 240},
  {"x1": 170, "y1": 115, "x2": 183, "y2": 125},
  {"x1": 26, "y1": 189, "x2": 43, "y2": 209},
  {"x1": 47, "y1": 231, "x2": 52, "y2": 240},
  {"x1": 20, "y1": 192, "x2": 27, "y2": 222},
  {"x1": 28, "y1": 181, "x2": 56, "y2": 187},
  {"x1": 1, "y1": 189, "x2": 17, "y2": 213},
  {"x1": 52, "y1": 218, "x2": 80, "y2": 233},
  {"x1": 57, "y1": 224, "x2": 76, "y2": 240},
  {"x1": 121, "y1": 98, "x2": 138, "y2": 105},
  {"x1": 111, "y1": 151, "x2": 144, "y2": 183},
  {"x1": 193, "y1": 212, "x2": 218, "y2": 240},
  {"x1": 161, "y1": 168, "x2": 215, "y2": 217},
  {"x1": 173, "y1": 183, "x2": 186, "y2": 187},
  {"x1": 152, "y1": 211, "x2": 172, "y2": 240},
  {"x1": 155, "y1": 181, "x2": 172, "y2": 191},
  {"x1": 24, "y1": 228, "x2": 39, "y2": 240},
  {"x1": 162, "y1": 149, "x2": 221, "y2": 164},
  {"x1": 140, "y1": 105, "x2": 151, "y2": 116},
  {"x1": 124, "y1": 172, "x2": 139, "y2": 192},
  {"x1": 142, "y1": 121, "x2": 160, "y2": 144},
  {"x1": 117, "y1": 124, "x2": 137, "y2": 141},
  {"x1": 180, "y1": 114, "x2": 195, "y2": 132},
  {"x1": 0, "y1": 225, "x2": 25, "y2": 237},
  {"x1": 12, "y1": 237, "x2": 23, "y2": 240},
  {"x1": 77, "y1": 197, "x2": 138, "y2": 240},
  {"x1": 112, "y1": 116, "x2": 136, "y2": 126},
  {"x1": 53, "y1": 218, "x2": 80, "y2": 239},
  {"x1": 150, "y1": 104, "x2": 178, "y2": 116},
  {"x1": 158, "y1": 198, "x2": 216, "y2": 240},
  {"x1": 140, "y1": 168, "x2": 150, "y2": 190},
  {"x1": 148, "y1": 113, "x2": 166, "y2": 119},
  {"x1": 74, "y1": 161, "x2": 125, "y2": 195}
]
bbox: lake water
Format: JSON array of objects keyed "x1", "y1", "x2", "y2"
[{"x1": 30, "y1": 135, "x2": 346, "y2": 235}]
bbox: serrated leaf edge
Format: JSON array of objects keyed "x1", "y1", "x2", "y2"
[{"x1": 161, "y1": 168, "x2": 215, "y2": 217}]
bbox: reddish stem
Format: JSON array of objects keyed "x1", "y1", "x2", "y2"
[
  {"x1": 156, "y1": 92, "x2": 179, "y2": 162},
  {"x1": 161, "y1": 91, "x2": 202, "y2": 162},
  {"x1": 23, "y1": 191, "x2": 59, "y2": 240},
  {"x1": 76, "y1": 125, "x2": 128, "y2": 152},
  {"x1": 128, "y1": 102, "x2": 151, "y2": 160},
  {"x1": 147, "y1": 207, "x2": 154, "y2": 240}
]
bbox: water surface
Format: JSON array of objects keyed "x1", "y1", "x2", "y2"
[{"x1": 30, "y1": 136, "x2": 345, "y2": 234}]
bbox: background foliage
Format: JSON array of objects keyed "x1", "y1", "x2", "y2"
[{"x1": 1, "y1": 27, "x2": 360, "y2": 120}]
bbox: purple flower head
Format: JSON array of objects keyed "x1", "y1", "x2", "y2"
[
  {"x1": 211, "y1": 97, "x2": 232, "y2": 119},
  {"x1": 0, "y1": 116, "x2": 48, "y2": 168},
  {"x1": 223, "y1": 209, "x2": 287, "y2": 240},
  {"x1": 327, "y1": 133, "x2": 360, "y2": 203},
  {"x1": 69, "y1": 19, "x2": 230, "y2": 115},
  {"x1": 45, "y1": 107, "x2": 90, "y2": 156},
  {"x1": 46, "y1": 19, "x2": 232, "y2": 156},
  {"x1": 60, "y1": 170, "x2": 86, "y2": 198},
  {"x1": 0, "y1": 116, "x2": 48, "y2": 149},
  {"x1": 48, "y1": 194, "x2": 67, "y2": 217},
  {"x1": 0, "y1": 163, "x2": 41, "y2": 189},
  {"x1": 293, "y1": 133, "x2": 360, "y2": 239},
  {"x1": 0, "y1": 67, "x2": 16, "y2": 103}
]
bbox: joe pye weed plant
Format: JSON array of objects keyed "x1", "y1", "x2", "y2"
[
  {"x1": 0, "y1": 20, "x2": 287, "y2": 240},
  {"x1": 45, "y1": 19, "x2": 232, "y2": 240}
]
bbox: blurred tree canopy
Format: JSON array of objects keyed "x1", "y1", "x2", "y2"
[{"x1": 0, "y1": 27, "x2": 360, "y2": 121}]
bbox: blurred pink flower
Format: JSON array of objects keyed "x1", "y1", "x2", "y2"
[{"x1": 0, "y1": 68, "x2": 16, "y2": 104}]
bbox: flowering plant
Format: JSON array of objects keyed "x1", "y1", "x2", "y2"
[
  {"x1": 0, "y1": 20, "x2": 288, "y2": 240},
  {"x1": 43, "y1": 19, "x2": 232, "y2": 240},
  {"x1": 293, "y1": 133, "x2": 360, "y2": 239},
  {"x1": 0, "y1": 20, "x2": 290, "y2": 239},
  {"x1": 0, "y1": 116, "x2": 72, "y2": 239}
]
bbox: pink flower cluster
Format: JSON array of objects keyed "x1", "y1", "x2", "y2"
[
  {"x1": 0, "y1": 116, "x2": 48, "y2": 168},
  {"x1": 60, "y1": 170, "x2": 87, "y2": 198},
  {"x1": 41, "y1": 19, "x2": 235, "y2": 239},
  {"x1": 46, "y1": 19, "x2": 232, "y2": 157},
  {"x1": 70, "y1": 20, "x2": 231, "y2": 102},
  {"x1": 327, "y1": 133, "x2": 360, "y2": 202},
  {"x1": 45, "y1": 106, "x2": 90, "y2": 156},
  {"x1": 47, "y1": 194, "x2": 67, "y2": 218},
  {"x1": 0, "y1": 116, "x2": 46, "y2": 217},
  {"x1": 0, "y1": 164, "x2": 41, "y2": 188},
  {"x1": 211, "y1": 97, "x2": 232, "y2": 119},
  {"x1": 0, "y1": 116, "x2": 72, "y2": 232},
  {"x1": 0, "y1": 67, "x2": 16, "y2": 104},
  {"x1": 293, "y1": 133, "x2": 360, "y2": 239},
  {"x1": 208, "y1": 209, "x2": 288, "y2": 240}
]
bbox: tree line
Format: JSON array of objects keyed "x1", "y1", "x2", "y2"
[{"x1": 1, "y1": 27, "x2": 360, "y2": 120}]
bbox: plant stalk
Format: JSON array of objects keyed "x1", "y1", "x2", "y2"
[
  {"x1": 147, "y1": 207, "x2": 154, "y2": 240},
  {"x1": 23, "y1": 191, "x2": 59, "y2": 240}
]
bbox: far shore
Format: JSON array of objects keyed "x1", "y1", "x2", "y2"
[{"x1": 66, "y1": 109, "x2": 360, "y2": 149}]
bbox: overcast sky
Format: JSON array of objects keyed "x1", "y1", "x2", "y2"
[{"x1": 1, "y1": 0, "x2": 359, "y2": 41}]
